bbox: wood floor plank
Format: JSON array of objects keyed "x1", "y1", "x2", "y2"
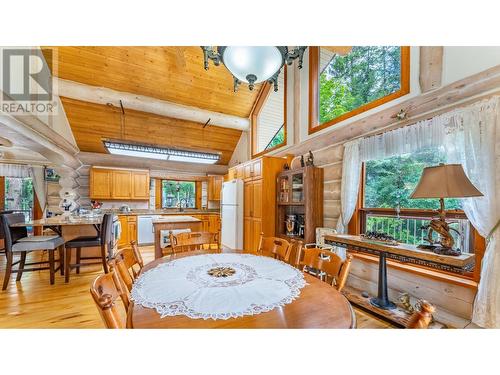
[{"x1": 0, "y1": 246, "x2": 394, "y2": 329}]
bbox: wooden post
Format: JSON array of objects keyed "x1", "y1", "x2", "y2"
[{"x1": 419, "y1": 47, "x2": 444, "y2": 93}]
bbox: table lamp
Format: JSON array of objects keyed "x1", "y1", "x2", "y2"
[{"x1": 410, "y1": 163, "x2": 483, "y2": 256}]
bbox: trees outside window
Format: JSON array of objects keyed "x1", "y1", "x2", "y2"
[
  {"x1": 161, "y1": 180, "x2": 196, "y2": 209},
  {"x1": 4, "y1": 177, "x2": 34, "y2": 221},
  {"x1": 309, "y1": 46, "x2": 410, "y2": 134}
]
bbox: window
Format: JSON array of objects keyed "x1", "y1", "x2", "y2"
[
  {"x1": 161, "y1": 180, "x2": 196, "y2": 209},
  {"x1": 4, "y1": 177, "x2": 34, "y2": 221},
  {"x1": 251, "y1": 67, "x2": 287, "y2": 157},
  {"x1": 361, "y1": 148, "x2": 474, "y2": 254},
  {"x1": 309, "y1": 46, "x2": 410, "y2": 134}
]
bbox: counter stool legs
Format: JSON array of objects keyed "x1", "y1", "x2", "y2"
[
  {"x1": 16, "y1": 252, "x2": 27, "y2": 281},
  {"x1": 58, "y1": 245, "x2": 64, "y2": 275},
  {"x1": 2, "y1": 252, "x2": 13, "y2": 290},
  {"x1": 65, "y1": 247, "x2": 71, "y2": 283},
  {"x1": 76, "y1": 248, "x2": 81, "y2": 274},
  {"x1": 49, "y1": 249, "x2": 55, "y2": 285}
]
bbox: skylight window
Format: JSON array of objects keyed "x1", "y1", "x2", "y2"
[{"x1": 103, "y1": 141, "x2": 220, "y2": 164}]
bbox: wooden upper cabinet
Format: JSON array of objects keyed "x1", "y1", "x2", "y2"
[
  {"x1": 252, "y1": 159, "x2": 262, "y2": 178},
  {"x1": 90, "y1": 167, "x2": 150, "y2": 200},
  {"x1": 112, "y1": 170, "x2": 132, "y2": 199},
  {"x1": 132, "y1": 172, "x2": 150, "y2": 199},
  {"x1": 208, "y1": 176, "x2": 223, "y2": 201},
  {"x1": 90, "y1": 168, "x2": 112, "y2": 199}
]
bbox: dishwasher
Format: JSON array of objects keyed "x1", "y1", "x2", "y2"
[{"x1": 137, "y1": 215, "x2": 162, "y2": 245}]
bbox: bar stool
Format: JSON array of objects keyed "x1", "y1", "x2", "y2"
[
  {"x1": 64, "y1": 213, "x2": 114, "y2": 282},
  {"x1": 1, "y1": 213, "x2": 65, "y2": 290}
]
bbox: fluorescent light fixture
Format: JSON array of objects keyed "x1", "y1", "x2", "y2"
[{"x1": 103, "y1": 141, "x2": 220, "y2": 164}]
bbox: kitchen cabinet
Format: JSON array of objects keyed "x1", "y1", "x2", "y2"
[
  {"x1": 117, "y1": 215, "x2": 137, "y2": 248},
  {"x1": 132, "y1": 172, "x2": 150, "y2": 199},
  {"x1": 237, "y1": 156, "x2": 287, "y2": 252},
  {"x1": 90, "y1": 168, "x2": 112, "y2": 199},
  {"x1": 112, "y1": 170, "x2": 132, "y2": 199},
  {"x1": 207, "y1": 175, "x2": 223, "y2": 201},
  {"x1": 90, "y1": 167, "x2": 150, "y2": 200}
]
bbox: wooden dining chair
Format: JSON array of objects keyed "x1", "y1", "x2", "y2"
[
  {"x1": 90, "y1": 270, "x2": 132, "y2": 329},
  {"x1": 110, "y1": 241, "x2": 144, "y2": 292},
  {"x1": 169, "y1": 231, "x2": 220, "y2": 254},
  {"x1": 407, "y1": 300, "x2": 435, "y2": 329},
  {"x1": 257, "y1": 233, "x2": 292, "y2": 262},
  {"x1": 287, "y1": 239, "x2": 304, "y2": 268},
  {"x1": 300, "y1": 247, "x2": 353, "y2": 292}
]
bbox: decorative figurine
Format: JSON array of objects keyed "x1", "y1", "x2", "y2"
[
  {"x1": 306, "y1": 150, "x2": 314, "y2": 166},
  {"x1": 300, "y1": 155, "x2": 305, "y2": 168},
  {"x1": 398, "y1": 292, "x2": 415, "y2": 314}
]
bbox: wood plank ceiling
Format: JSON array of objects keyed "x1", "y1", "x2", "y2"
[
  {"x1": 43, "y1": 47, "x2": 263, "y2": 165},
  {"x1": 62, "y1": 97, "x2": 242, "y2": 165}
]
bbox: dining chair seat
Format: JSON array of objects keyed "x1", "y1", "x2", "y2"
[
  {"x1": 1, "y1": 213, "x2": 64, "y2": 290},
  {"x1": 65, "y1": 236, "x2": 101, "y2": 248},
  {"x1": 12, "y1": 236, "x2": 65, "y2": 251}
]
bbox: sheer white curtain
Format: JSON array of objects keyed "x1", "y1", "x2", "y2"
[
  {"x1": 30, "y1": 166, "x2": 47, "y2": 216},
  {"x1": 337, "y1": 96, "x2": 500, "y2": 327},
  {"x1": 0, "y1": 163, "x2": 31, "y2": 178},
  {"x1": 444, "y1": 98, "x2": 500, "y2": 328}
]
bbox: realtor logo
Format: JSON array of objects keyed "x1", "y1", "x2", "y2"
[{"x1": 1, "y1": 47, "x2": 57, "y2": 114}]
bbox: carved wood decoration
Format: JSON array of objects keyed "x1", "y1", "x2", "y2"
[{"x1": 419, "y1": 47, "x2": 444, "y2": 93}]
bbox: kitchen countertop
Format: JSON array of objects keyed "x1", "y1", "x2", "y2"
[
  {"x1": 152, "y1": 215, "x2": 201, "y2": 224},
  {"x1": 106, "y1": 209, "x2": 220, "y2": 216}
]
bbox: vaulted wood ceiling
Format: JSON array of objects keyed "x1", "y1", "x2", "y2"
[
  {"x1": 43, "y1": 46, "x2": 261, "y2": 117},
  {"x1": 42, "y1": 46, "x2": 264, "y2": 166},
  {"x1": 62, "y1": 97, "x2": 242, "y2": 165}
]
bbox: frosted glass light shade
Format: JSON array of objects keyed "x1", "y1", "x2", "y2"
[{"x1": 221, "y1": 46, "x2": 283, "y2": 83}]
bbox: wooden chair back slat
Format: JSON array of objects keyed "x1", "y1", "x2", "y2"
[
  {"x1": 257, "y1": 233, "x2": 292, "y2": 262},
  {"x1": 300, "y1": 248, "x2": 353, "y2": 292},
  {"x1": 90, "y1": 271, "x2": 131, "y2": 329},
  {"x1": 169, "y1": 231, "x2": 219, "y2": 253},
  {"x1": 287, "y1": 239, "x2": 304, "y2": 268}
]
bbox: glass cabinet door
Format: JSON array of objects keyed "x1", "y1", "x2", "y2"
[
  {"x1": 291, "y1": 173, "x2": 304, "y2": 203},
  {"x1": 278, "y1": 175, "x2": 290, "y2": 203}
]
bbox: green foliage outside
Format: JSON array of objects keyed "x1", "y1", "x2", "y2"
[
  {"x1": 319, "y1": 46, "x2": 401, "y2": 124},
  {"x1": 162, "y1": 180, "x2": 196, "y2": 208},
  {"x1": 265, "y1": 125, "x2": 285, "y2": 150},
  {"x1": 364, "y1": 149, "x2": 469, "y2": 250},
  {"x1": 4, "y1": 178, "x2": 34, "y2": 219}
]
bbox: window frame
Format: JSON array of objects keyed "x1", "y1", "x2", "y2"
[
  {"x1": 349, "y1": 163, "x2": 485, "y2": 283},
  {"x1": 308, "y1": 46, "x2": 411, "y2": 135},
  {"x1": 160, "y1": 179, "x2": 197, "y2": 209},
  {"x1": 251, "y1": 66, "x2": 287, "y2": 158}
]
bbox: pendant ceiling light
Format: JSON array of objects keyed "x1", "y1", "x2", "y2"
[{"x1": 202, "y1": 46, "x2": 307, "y2": 92}]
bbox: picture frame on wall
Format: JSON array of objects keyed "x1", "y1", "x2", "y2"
[{"x1": 44, "y1": 167, "x2": 60, "y2": 182}]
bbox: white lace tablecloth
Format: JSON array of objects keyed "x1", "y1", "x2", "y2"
[{"x1": 131, "y1": 253, "x2": 306, "y2": 320}]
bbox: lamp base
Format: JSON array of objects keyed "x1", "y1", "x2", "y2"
[{"x1": 417, "y1": 244, "x2": 461, "y2": 256}]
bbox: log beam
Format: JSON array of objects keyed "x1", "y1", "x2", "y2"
[
  {"x1": 56, "y1": 78, "x2": 250, "y2": 131},
  {"x1": 419, "y1": 47, "x2": 444, "y2": 93}
]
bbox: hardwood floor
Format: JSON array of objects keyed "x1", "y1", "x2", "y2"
[{"x1": 0, "y1": 246, "x2": 394, "y2": 329}]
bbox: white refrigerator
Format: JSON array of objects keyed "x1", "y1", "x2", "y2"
[{"x1": 221, "y1": 179, "x2": 244, "y2": 249}]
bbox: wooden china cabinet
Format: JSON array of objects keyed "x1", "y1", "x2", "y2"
[{"x1": 276, "y1": 166, "x2": 323, "y2": 244}]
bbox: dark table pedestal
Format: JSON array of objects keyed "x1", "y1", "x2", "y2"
[{"x1": 369, "y1": 252, "x2": 396, "y2": 310}]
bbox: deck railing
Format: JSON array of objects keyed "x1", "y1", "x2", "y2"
[{"x1": 365, "y1": 214, "x2": 471, "y2": 253}]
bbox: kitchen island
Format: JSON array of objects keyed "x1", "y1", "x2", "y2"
[{"x1": 153, "y1": 215, "x2": 203, "y2": 259}]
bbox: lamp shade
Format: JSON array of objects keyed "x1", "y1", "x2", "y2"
[{"x1": 410, "y1": 164, "x2": 483, "y2": 199}]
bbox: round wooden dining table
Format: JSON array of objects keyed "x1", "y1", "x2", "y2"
[{"x1": 131, "y1": 250, "x2": 356, "y2": 328}]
